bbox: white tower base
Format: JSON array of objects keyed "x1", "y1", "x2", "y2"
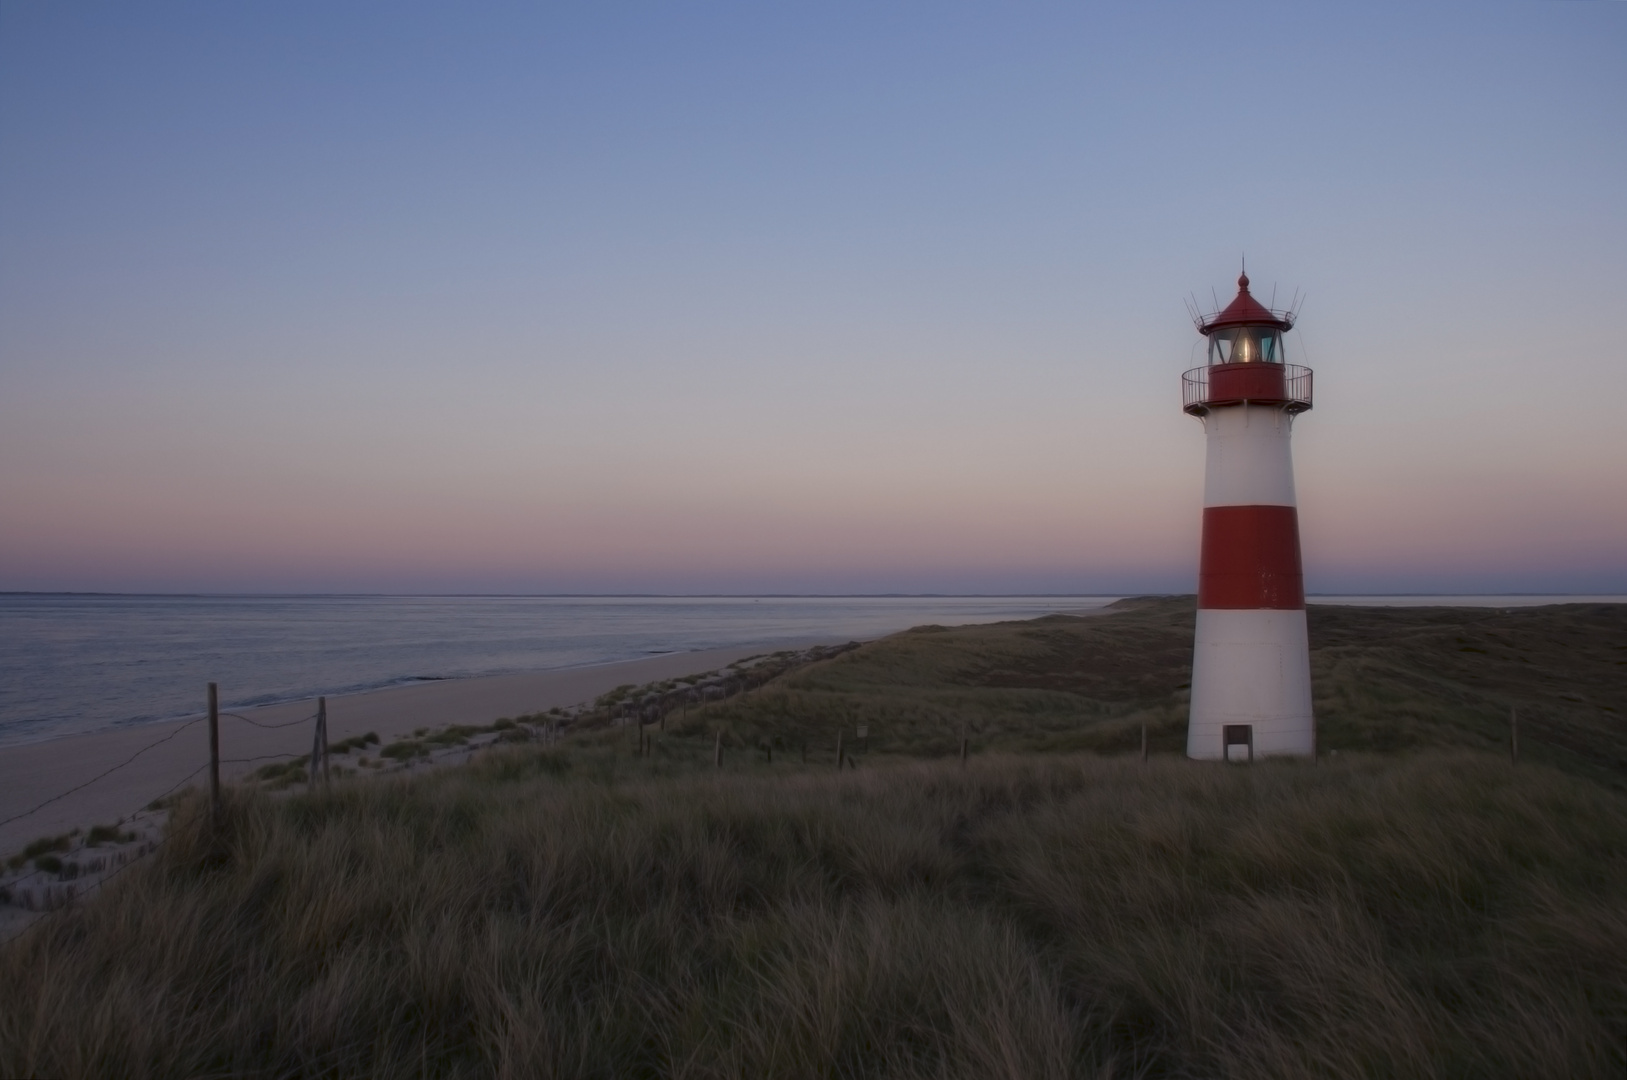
[{"x1": 1187, "y1": 608, "x2": 1314, "y2": 760}]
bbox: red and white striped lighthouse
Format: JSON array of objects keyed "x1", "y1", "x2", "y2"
[{"x1": 1181, "y1": 273, "x2": 1314, "y2": 760}]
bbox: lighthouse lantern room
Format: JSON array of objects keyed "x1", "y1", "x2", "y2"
[{"x1": 1182, "y1": 273, "x2": 1315, "y2": 760}]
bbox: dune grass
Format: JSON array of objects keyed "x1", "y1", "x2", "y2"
[
  {"x1": 4, "y1": 598, "x2": 1625, "y2": 1077},
  {"x1": 662, "y1": 598, "x2": 1627, "y2": 783},
  {"x1": 1, "y1": 749, "x2": 1623, "y2": 1078}
]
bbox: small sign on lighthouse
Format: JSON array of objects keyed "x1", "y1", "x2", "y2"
[{"x1": 1182, "y1": 272, "x2": 1315, "y2": 760}]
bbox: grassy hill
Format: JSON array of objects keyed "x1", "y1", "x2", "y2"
[
  {"x1": 2, "y1": 600, "x2": 1625, "y2": 1079},
  {"x1": 644, "y1": 597, "x2": 1627, "y2": 785}
]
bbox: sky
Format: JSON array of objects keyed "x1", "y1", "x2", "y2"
[{"x1": 2, "y1": 2, "x2": 1624, "y2": 595}]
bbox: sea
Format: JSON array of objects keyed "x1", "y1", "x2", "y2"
[
  {"x1": 0, "y1": 594, "x2": 1114, "y2": 747},
  {"x1": 1, "y1": 593, "x2": 1620, "y2": 748}
]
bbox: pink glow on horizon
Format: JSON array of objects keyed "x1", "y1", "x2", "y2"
[{"x1": 3, "y1": 6, "x2": 1624, "y2": 595}]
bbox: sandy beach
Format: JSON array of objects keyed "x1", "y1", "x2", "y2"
[{"x1": 0, "y1": 643, "x2": 807, "y2": 855}]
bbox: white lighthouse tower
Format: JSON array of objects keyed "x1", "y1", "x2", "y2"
[{"x1": 1182, "y1": 272, "x2": 1314, "y2": 760}]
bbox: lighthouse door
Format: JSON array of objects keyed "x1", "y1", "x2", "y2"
[{"x1": 1222, "y1": 724, "x2": 1255, "y2": 763}]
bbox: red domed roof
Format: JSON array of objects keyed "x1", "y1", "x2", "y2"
[{"x1": 1200, "y1": 273, "x2": 1294, "y2": 334}]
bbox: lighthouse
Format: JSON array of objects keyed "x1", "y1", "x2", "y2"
[{"x1": 1182, "y1": 272, "x2": 1314, "y2": 760}]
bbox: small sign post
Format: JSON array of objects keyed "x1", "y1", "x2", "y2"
[{"x1": 207, "y1": 683, "x2": 220, "y2": 825}]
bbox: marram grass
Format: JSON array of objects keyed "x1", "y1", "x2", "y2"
[{"x1": 3, "y1": 749, "x2": 1624, "y2": 1079}]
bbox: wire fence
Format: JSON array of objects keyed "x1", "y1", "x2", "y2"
[
  {"x1": 3, "y1": 674, "x2": 1562, "y2": 950},
  {"x1": 221, "y1": 711, "x2": 314, "y2": 731},
  {"x1": 0, "y1": 717, "x2": 206, "y2": 831},
  {"x1": 222, "y1": 753, "x2": 309, "y2": 766},
  {"x1": 0, "y1": 693, "x2": 321, "y2": 947},
  {"x1": 0, "y1": 762, "x2": 209, "y2": 946},
  {"x1": 2, "y1": 667, "x2": 826, "y2": 947}
]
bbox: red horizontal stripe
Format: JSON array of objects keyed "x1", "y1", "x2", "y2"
[
  {"x1": 1208, "y1": 362, "x2": 1287, "y2": 403},
  {"x1": 1198, "y1": 504, "x2": 1305, "y2": 609}
]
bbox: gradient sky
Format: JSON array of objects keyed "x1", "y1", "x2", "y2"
[{"x1": 2, "y1": 2, "x2": 1624, "y2": 594}]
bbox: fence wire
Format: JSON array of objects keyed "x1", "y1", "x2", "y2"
[
  {"x1": 0, "y1": 717, "x2": 205, "y2": 831},
  {"x1": 1, "y1": 709, "x2": 316, "y2": 833},
  {"x1": 2, "y1": 703, "x2": 323, "y2": 946},
  {"x1": 0, "y1": 761, "x2": 211, "y2": 947},
  {"x1": 222, "y1": 711, "x2": 315, "y2": 730}
]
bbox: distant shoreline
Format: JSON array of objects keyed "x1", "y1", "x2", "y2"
[
  {"x1": 0, "y1": 595, "x2": 1120, "y2": 745},
  {"x1": 3, "y1": 590, "x2": 1624, "y2": 598},
  {"x1": 3, "y1": 591, "x2": 1130, "y2": 599}
]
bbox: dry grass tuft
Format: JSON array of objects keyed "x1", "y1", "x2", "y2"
[{"x1": 2, "y1": 750, "x2": 1624, "y2": 1078}]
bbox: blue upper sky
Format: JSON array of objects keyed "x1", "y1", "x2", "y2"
[{"x1": 2, "y1": 2, "x2": 1624, "y2": 593}]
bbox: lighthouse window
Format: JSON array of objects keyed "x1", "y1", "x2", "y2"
[{"x1": 1209, "y1": 328, "x2": 1284, "y2": 365}]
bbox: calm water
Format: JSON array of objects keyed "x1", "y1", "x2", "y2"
[
  {"x1": 0, "y1": 595, "x2": 1115, "y2": 746},
  {"x1": 3, "y1": 593, "x2": 1620, "y2": 748}
]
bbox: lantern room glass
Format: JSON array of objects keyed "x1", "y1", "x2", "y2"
[{"x1": 1208, "y1": 326, "x2": 1284, "y2": 365}]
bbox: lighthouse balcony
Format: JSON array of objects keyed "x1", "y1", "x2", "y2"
[{"x1": 1183, "y1": 362, "x2": 1312, "y2": 416}]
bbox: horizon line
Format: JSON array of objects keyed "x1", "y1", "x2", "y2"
[{"x1": 4, "y1": 591, "x2": 1625, "y2": 600}]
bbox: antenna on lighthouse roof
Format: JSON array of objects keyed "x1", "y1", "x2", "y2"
[{"x1": 1186, "y1": 294, "x2": 1208, "y2": 332}]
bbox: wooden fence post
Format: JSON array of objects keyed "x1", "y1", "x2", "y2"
[
  {"x1": 319, "y1": 697, "x2": 330, "y2": 786},
  {"x1": 959, "y1": 724, "x2": 968, "y2": 768},
  {"x1": 208, "y1": 683, "x2": 220, "y2": 823},
  {"x1": 714, "y1": 730, "x2": 722, "y2": 769},
  {"x1": 835, "y1": 731, "x2": 844, "y2": 771},
  {"x1": 309, "y1": 699, "x2": 325, "y2": 791},
  {"x1": 1511, "y1": 705, "x2": 1519, "y2": 764},
  {"x1": 1140, "y1": 722, "x2": 1148, "y2": 764}
]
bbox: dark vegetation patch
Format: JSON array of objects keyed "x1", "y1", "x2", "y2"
[
  {"x1": 661, "y1": 598, "x2": 1627, "y2": 784},
  {"x1": 251, "y1": 758, "x2": 309, "y2": 788},
  {"x1": 379, "y1": 740, "x2": 428, "y2": 761},
  {"x1": 1307, "y1": 601, "x2": 1627, "y2": 778},
  {"x1": 1, "y1": 754, "x2": 1622, "y2": 1077},
  {"x1": 328, "y1": 732, "x2": 380, "y2": 755},
  {"x1": 85, "y1": 824, "x2": 136, "y2": 847},
  {"x1": 8, "y1": 833, "x2": 73, "y2": 870}
]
